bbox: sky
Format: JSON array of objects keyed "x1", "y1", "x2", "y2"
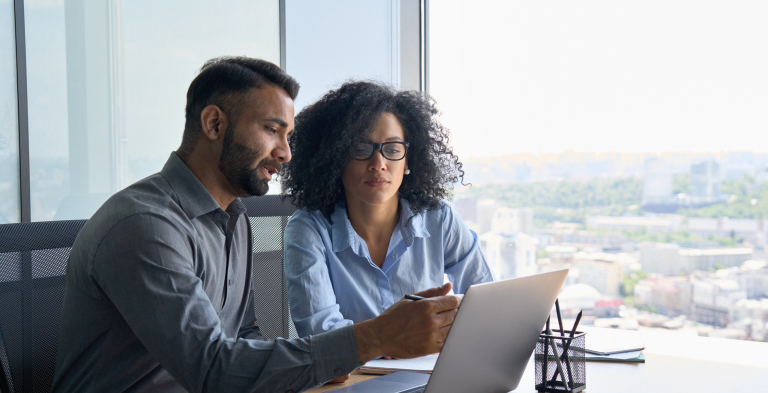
[{"x1": 428, "y1": 1, "x2": 768, "y2": 159}]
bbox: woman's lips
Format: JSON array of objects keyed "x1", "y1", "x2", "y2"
[{"x1": 365, "y1": 178, "x2": 390, "y2": 187}]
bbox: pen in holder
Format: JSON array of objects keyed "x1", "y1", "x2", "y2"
[{"x1": 534, "y1": 329, "x2": 586, "y2": 393}]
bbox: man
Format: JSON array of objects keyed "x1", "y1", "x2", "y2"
[{"x1": 52, "y1": 57, "x2": 460, "y2": 393}]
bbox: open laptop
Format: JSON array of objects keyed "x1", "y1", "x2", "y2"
[{"x1": 329, "y1": 269, "x2": 569, "y2": 393}]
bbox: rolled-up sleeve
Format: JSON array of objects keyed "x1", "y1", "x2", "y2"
[
  {"x1": 93, "y1": 213, "x2": 359, "y2": 393},
  {"x1": 284, "y1": 213, "x2": 354, "y2": 337},
  {"x1": 441, "y1": 205, "x2": 496, "y2": 293}
]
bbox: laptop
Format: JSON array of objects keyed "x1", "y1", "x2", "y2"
[{"x1": 329, "y1": 269, "x2": 569, "y2": 393}]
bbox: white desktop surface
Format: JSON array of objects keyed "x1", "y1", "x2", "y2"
[
  {"x1": 315, "y1": 326, "x2": 768, "y2": 392},
  {"x1": 513, "y1": 326, "x2": 768, "y2": 392}
]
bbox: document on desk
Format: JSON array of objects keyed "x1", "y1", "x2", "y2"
[
  {"x1": 359, "y1": 354, "x2": 438, "y2": 375},
  {"x1": 585, "y1": 350, "x2": 645, "y2": 363},
  {"x1": 586, "y1": 330, "x2": 646, "y2": 355}
]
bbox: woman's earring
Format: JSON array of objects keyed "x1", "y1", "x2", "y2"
[{"x1": 404, "y1": 169, "x2": 411, "y2": 175}]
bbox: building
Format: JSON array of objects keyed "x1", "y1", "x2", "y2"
[
  {"x1": 692, "y1": 279, "x2": 746, "y2": 327},
  {"x1": 479, "y1": 231, "x2": 538, "y2": 280},
  {"x1": 642, "y1": 157, "x2": 673, "y2": 205},
  {"x1": 690, "y1": 160, "x2": 722, "y2": 201},
  {"x1": 574, "y1": 253, "x2": 629, "y2": 297},
  {"x1": 490, "y1": 206, "x2": 534, "y2": 234},
  {"x1": 722, "y1": 260, "x2": 768, "y2": 299},
  {"x1": 586, "y1": 215, "x2": 683, "y2": 234},
  {"x1": 639, "y1": 242, "x2": 753, "y2": 275},
  {"x1": 678, "y1": 248, "x2": 754, "y2": 272},
  {"x1": 634, "y1": 276, "x2": 690, "y2": 316},
  {"x1": 639, "y1": 242, "x2": 683, "y2": 275},
  {"x1": 451, "y1": 197, "x2": 477, "y2": 223}
]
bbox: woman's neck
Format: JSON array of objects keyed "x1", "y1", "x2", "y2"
[{"x1": 345, "y1": 196, "x2": 401, "y2": 247}]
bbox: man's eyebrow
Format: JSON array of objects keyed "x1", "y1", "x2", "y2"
[{"x1": 266, "y1": 117, "x2": 289, "y2": 127}]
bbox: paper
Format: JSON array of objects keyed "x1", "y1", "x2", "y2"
[
  {"x1": 586, "y1": 330, "x2": 645, "y2": 354},
  {"x1": 359, "y1": 354, "x2": 439, "y2": 374},
  {"x1": 585, "y1": 351, "x2": 645, "y2": 363}
]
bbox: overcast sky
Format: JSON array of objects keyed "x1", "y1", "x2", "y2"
[{"x1": 429, "y1": 1, "x2": 768, "y2": 159}]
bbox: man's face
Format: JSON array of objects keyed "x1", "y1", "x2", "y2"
[{"x1": 218, "y1": 85, "x2": 294, "y2": 197}]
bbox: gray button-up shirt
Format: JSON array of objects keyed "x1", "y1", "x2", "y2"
[{"x1": 52, "y1": 153, "x2": 359, "y2": 393}]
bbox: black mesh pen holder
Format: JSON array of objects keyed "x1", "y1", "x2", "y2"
[{"x1": 534, "y1": 330, "x2": 586, "y2": 393}]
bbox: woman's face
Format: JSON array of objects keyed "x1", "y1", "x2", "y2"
[{"x1": 342, "y1": 112, "x2": 408, "y2": 209}]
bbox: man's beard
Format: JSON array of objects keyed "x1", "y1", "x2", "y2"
[{"x1": 219, "y1": 123, "x2": 280, "y2": 197}]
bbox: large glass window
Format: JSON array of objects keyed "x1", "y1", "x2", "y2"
[
  {"x1": 286, "y1": 0, "x2": 407, "y2": 111},
  {"x1": 432, "y1": 1, "x2": 768, "y2": 341},
  {"x1": 24, "y1": 0, "x2": 280, "y2": 221},
  {"x1": 0, "y1": 0, "x2": 20, "y2": 224}
]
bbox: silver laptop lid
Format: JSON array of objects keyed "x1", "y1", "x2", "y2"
[{"x1": 425, "y1": 269, "x2": 569, "y2": 393}]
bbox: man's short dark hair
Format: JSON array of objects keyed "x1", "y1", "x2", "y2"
[{"x1": 178, "y1": 56, "x2": 300, "y2": 157}]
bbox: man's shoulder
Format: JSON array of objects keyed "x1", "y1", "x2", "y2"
[{"x1": 75, "y1": 174, "x2": 191, "y2": 250}]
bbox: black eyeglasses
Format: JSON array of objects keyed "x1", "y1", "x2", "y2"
[{"x1": 349, "y1": 142, "x2": 410, "y2": 161}]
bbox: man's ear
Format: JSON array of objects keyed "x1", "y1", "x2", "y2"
[{"x1": 200, "y1": 105, "x2": 228, "y2": 141}]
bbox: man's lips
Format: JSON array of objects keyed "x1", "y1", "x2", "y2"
[
  {"x1": 259, "y1": 165, "x2": 280, "y2": 180},
  {"x1": 364, "y1": 177, "x2": 390, "y2": 187}
]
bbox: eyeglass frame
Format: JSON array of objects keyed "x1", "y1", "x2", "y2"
[{"x1": 348, "y1": 141, "x2": 410, "y2": 161}]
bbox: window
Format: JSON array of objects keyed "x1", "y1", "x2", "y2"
[
  {"x1": 23, "y1": 0, "x2": 280, "y2": 221},
  {"x1": 0, "y1": 0, "x2": 19, "y2": 224},
  {"x1": 432, "y1": 1, "x2": 768, "y2": 341}
]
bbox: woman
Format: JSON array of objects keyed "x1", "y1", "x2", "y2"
[{"x1": 281, "y1": 81, "x2": 494, "y2": 339}]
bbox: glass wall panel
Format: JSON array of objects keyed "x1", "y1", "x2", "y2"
[
  {"x1": 286, "y1": 0, "x2": 404, "y2": 111},
  {"x1": 0, "y1": 0, "x2": 20, "y2": 223},
  {"x1": 25, "y1": 0, "x2": 280, "y2": 221}
]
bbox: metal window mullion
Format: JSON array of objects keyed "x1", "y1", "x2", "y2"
[
  {"x1": 420, "y1": 0, "x2": 429, "y2": 93},
  {"x1": 14, "y1": 0, "x2": 30, "y2": 223},
  {"x1": 279, "y1": 0, "x2": 286, "y2": 71}
]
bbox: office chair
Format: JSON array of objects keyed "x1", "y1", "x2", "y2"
[
  {"x1": 0, "y1": 220, "x2": 87, "y2": 393},
  {"x1": 241, "y1": 194, "x2": 299, "y2": 340}
]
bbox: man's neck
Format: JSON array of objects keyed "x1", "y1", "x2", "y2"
[
  {"x1": 178, "y1": 151, "x2": 239, "y2": 210},
  {"x1": 345, "y1": 196, "x2": 401, "y2": 245}
]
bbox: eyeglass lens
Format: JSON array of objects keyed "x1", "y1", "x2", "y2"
[{"x1": 350, "y1": 142, "x2": 407, "y2": 160}]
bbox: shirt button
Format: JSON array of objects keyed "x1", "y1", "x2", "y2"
[
  {"x1": 215, "y1": 212, "x2": 222, "y2": 219},
  {"x1": 228, "y1": 279, "x2": 232, "y2": 286},
  {"x1": 334, "y1": 367, "x2": 343, "y2": 376}
]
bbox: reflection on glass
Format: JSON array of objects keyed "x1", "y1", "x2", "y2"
[
  {"x1": 0, "y1": 0, "x2": 20, "y2": 223},
  {"x1": 25, "y1": 0, "x2": 279, "y2": 221}
]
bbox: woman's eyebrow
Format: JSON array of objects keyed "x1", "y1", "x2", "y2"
[{"x1": 384, "y1": 136, "x2": 404, "y2": 142}]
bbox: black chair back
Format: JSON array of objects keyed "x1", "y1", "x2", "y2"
[
  {"x1": 241, "y1": 195, "x2": 299, "y2": 339},
  {"x1": 0, "y1": 220, "x2": 87, "y2": 393},
  {"x1": 0, "y1": 195, "x2": 298, "y2": 393}
]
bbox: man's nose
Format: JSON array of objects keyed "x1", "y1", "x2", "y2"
[{"x1": 274, "y1": 135, "x2": 292, "y2": 163}]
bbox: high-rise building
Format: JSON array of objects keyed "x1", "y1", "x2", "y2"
[
  {"x1": 690, "y1": 160, "x2": 721, "y2": 201},
  {"x1": 479, "y1": 232, "x2": 538, "y2": 279},
  {"x1": 642, "y1": 157, "x2": 673, "y2": 205}
]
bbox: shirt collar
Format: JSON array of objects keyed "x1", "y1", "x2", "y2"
[
  {"x1": 330, "y1": 198, "x2": 431, "y2": 254},
  {"x1": 161, "y1": 152, "x2": 225, "y2": 219}
]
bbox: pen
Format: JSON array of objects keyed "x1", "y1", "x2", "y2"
[
  {"x1": 405, "y1": 294, "x2": 425, "y2": 301},
  {"x1": 551, "y1": 310, "x2": 583, "y2": 388},
  {"x1": 542, "y1": 316, "x2": 550, "y2": 388}
]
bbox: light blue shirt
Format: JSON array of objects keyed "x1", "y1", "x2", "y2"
[{"x1": 284, "y1": 199, "x2": 495, "y2": 337}]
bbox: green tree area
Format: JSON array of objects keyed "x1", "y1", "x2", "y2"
[
  {"x1": 686, "y1": 176, "x2": 768, "y2": 219},
  {"x1": 623, "y1": 229, "x2": 741, "y2": 247},
  {"x1": 456, "y1": 177, "x2": 644, "y2": 227},
  {"x1": 455, "y1": 175, "x2": 768, "y2": 228}
]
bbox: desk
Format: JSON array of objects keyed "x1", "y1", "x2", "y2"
[{"x1": 310, "y1": 327, "x2": 768, "y2": 392}]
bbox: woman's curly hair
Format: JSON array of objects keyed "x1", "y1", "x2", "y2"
[{"x1": 281, "y1": 81, "x2": 465, "y2": 222}]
